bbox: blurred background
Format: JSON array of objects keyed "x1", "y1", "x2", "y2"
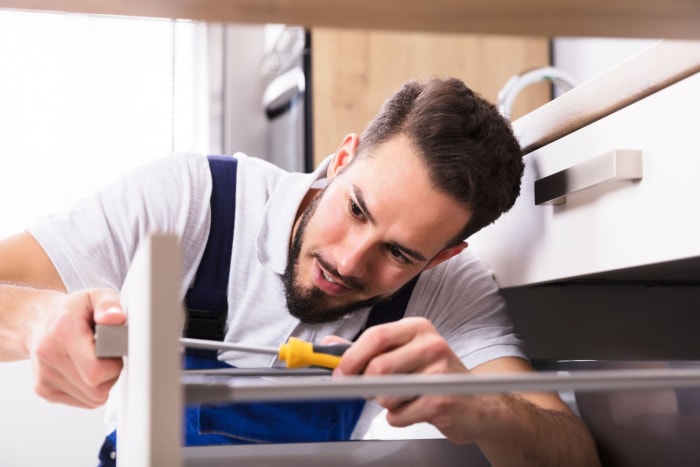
[{"x1": 0, "y1": 9, "x2": 655, "y2": 465}]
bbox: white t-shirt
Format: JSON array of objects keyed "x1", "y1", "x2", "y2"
[{"x1": 29, "y1": 152, "x2": 525, "y2": 439}]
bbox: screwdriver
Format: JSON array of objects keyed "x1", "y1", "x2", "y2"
[{"x1": 180, "y1": 337, "x2": 350, "y2": 370}]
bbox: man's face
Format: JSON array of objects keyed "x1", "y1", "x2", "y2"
[{"x1": 283, "y1": 134, "x2": 470, "y2": 324}]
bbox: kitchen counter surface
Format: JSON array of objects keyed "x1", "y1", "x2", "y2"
[{"x1": 512, "y1": 40, "x2": 700, "y2": 154}]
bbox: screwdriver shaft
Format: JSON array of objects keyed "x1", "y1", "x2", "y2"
[{"x1": 180, "y1": 337, "x2": 279, "y2": 356}]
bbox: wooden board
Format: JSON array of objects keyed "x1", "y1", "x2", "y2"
[
  {"x1": 1, "y1": 0, "x2": 699, "y2": 40},
  {"x1": 312, "y1": 29, "x2": 550, "y2": 165}
]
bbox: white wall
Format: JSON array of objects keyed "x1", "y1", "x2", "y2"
[{"x1": 0, "y1": 11, "x2": 208, "y2": 466}]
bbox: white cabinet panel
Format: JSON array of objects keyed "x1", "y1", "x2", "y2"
[{"x1": 471, "y1": 72, "x2": 700, "y2": 287}]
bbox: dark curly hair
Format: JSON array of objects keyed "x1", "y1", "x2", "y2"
[{"x1": 356, "y1": 77, "x2": 523, "y2": 244}]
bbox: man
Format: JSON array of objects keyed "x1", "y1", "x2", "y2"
[{"x1": 0, "y1": 77, "x2": 599, "y2": 465}]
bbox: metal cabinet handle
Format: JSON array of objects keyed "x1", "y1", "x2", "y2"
[{"x1": 534, "y1": 149, "x2": 643, "y2": 205}]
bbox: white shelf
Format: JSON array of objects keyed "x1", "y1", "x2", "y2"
[{"x1": 472, "y1": 71, "x2": 700, "y2": 287}]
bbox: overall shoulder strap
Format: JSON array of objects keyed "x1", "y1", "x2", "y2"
[{"x1": 184, "y1": 156, "x2": 238, "y2": 355}]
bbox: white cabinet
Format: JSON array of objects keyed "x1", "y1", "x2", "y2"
[{"x1": 470, "y1": 71, "x2": 700, "y2": 288}]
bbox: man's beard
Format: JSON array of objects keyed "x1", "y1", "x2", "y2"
[{"x1": 282, "y1": 188, "x2": 387, "y2": 324}]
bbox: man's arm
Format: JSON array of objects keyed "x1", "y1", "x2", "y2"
[
  {"x1": 0, "y1": 231, "x2": 66, "y2": 360},
  {"x1": 465, "y1": 357, "x2": 599, "y2": 466},
  {"x1": 0, "y1": 232, "x2": 66, "y2": 292},
  {"x1": 0, "y1": 232, "x2": 125, "y2": 407},
  {"x1": 335, "y1": 317, "x2": 600, "y2": 467}
]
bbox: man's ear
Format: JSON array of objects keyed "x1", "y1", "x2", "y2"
[
  {"x1": 425, "y1": 242, "x2": 468, "y2": 270},
  {"x1": 327, "y1": 133, "x2": 360, "y2": 180}
]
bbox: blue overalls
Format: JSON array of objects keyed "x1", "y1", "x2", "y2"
[{"x1": 97, "y1": 156, "x2": 418, "y2": 465}]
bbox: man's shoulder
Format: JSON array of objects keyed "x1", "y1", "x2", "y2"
[
  {"x1": 413, "y1": 247, "x2": 500, "y2": 307},
  {"x1": 166, "y1": 152, "x2": 288, "y2": 200},
  {"x1": 233, "y1": 153, "x2": 291, "y2": 200},
  {"x1": 234, "y1": 152, "x2": 287, "y2": 176},
  {"x1": 424, "y1": 247, "x2": 494, "y2": 283},
  {"x1": 128, "y1": 152, "x2": 210, "y2": 187}
]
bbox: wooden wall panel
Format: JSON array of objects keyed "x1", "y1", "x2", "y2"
[{"x1": 311, "y1": 29, "x2": 550, "y2": 165}]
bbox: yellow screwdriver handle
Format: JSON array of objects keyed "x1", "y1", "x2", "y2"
[{"x1": 278, "y1": 337, "x2": 348, "y2": 369}]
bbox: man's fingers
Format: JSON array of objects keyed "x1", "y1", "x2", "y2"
[
  {"x1": 32, "y1": 352, "x2": 112, "y2": 408},
  {"x1": 336, "y1": 319, "x2": 420, "y2": 375},
  {"x1": 319, "y1": 335, "x2": 350, "y2": 345},
  {"x1": 337, "y1": 317, "x2": 456, "y2": 376},
  {"x1": 29, "y1": 288, "x2": 124, "y2": 407},
  {"x1": 90, "y1": 290, "x2": 125, "y2": 326},
  {"x1": 60, "y1": 290, "x2": 126, "y2": 387},
  {"x1": 381, "y1": 394, "x2": 455, "y2": 430},
  {"x1": 71, "y1": 346, "x2": 123, "y2": 387},
  {"x1": 376, "y1": 394, "x2": 419, "y2": 413}
]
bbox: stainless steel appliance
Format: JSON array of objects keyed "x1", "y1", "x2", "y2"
[{"x1": 261, "y1": 26, "x2": 313, "y2": 173}]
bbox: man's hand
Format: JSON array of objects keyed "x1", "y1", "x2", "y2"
[
  {"x1": 0, "y1": 233, "x2": 125, "y2": 409},
  {"x1": 326, "y1": 317, "x2": 600, "y2": 466},
  {"x1": 27, "y1": 288, "x2": 125, "y2": 408},
  {"x1": 330, "y1": 317, "x2": 489, "y2": 443}
]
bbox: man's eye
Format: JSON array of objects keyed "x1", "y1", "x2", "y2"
[
  {"x1": 388, "y1": 245, "x2": 409, "y2": 264},
  {"x1": 350, "y1": 200, "x2": 363, "y2": 217}
]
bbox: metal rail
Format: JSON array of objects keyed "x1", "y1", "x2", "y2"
[{"x1": 184, "y1": 367, "x2": 700, "y2": 405}]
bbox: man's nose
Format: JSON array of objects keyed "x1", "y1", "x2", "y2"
[{"x1": 336, "y1": 237, "x2": 374, "y2": 279}]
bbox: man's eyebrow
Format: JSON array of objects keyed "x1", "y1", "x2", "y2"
[
  {"x1": 389, "y1": 241, "x2": 427, "y2": 262},
  {"x1": 352, "y1": 185, "x2": 427, "y2": 262},
  {"x1": 353, "y1": 185, "x2": 376, "y2": 224}
]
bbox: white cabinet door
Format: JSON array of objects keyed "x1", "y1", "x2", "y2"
[{"x1": 470, "y1": 72, "x2": 700, "y2": 288}]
